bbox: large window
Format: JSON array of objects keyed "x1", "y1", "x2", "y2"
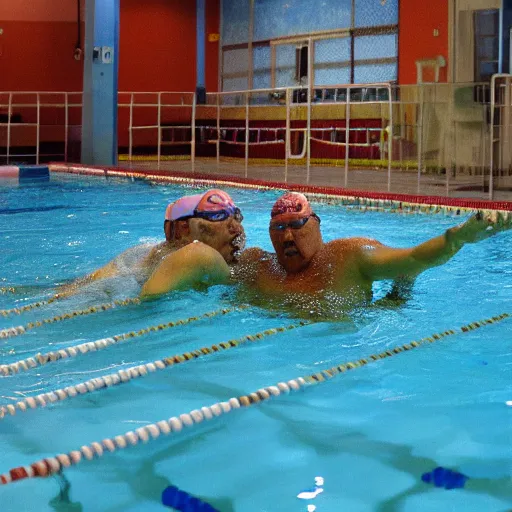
[{"x1": 221, "y1": 0, "x2": 398, "y2": 91}]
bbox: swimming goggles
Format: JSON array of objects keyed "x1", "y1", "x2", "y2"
[
  {"x1": 269, "y1": 213, "x2": 320, "y2": 231},
  {"x1": 191, "y1": 206, "x2": 243, "y2": 223}
]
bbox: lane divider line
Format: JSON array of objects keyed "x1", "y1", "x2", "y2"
[
  {"x1": 0, "y1": 307, "x2": 245, "y2": 376},
  {"x1": 0, "y1": 287, "x2": 17, "y2": 295},
  {"x1": 0, "y1": 321, "x2": 309, "y2": 419},
  {"x1": 1, "y1": 295, "x2": 61, "y2": 318},
  {"x1": 1, "y1": 312, "x2": 508, "y2": 485},
  {"x1": 49, "y1": 164, "x2": 512, "y2": 213},
  {"x1": 0, "y1": 298, "x2": 141, "y2": 339}
]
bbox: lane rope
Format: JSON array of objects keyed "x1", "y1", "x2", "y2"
[
  {"x1": 1, "y1": 312, "x2": 509, "y2": 485},
  {"x1": 49, "y1": 164, "x2": 512, "y2": 215},
  {"x1": 0, "y1": 287, "x2": 17, "y2": 295},
  {"x1": 0, "y1": 306, "x2": 246, "y2": 376},
  {"x1": 0, "y1": 321, "x2": 309, "y2": 418},
  {"x1": 1, "y1": 295, "x2": 62, "y2": 318},
  {"x1": 0, "y1": 298, "x2": 141, "y2": 339}
]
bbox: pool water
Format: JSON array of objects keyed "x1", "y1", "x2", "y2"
[{"x1": 0, "y1": 174, "x2": 511, "y2": 511}]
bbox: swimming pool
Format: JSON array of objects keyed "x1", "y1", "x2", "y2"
[{"x1": 1, "y1": 172, "x2": 511, "y2": 511}]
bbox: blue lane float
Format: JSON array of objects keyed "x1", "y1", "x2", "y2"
[
  {"x1": 0, "y1": 165, "x2": 50, "y2": 183},
  {"x1": 162, "y1": 485, "x2": 219, "y2": 512},
  {"x1": 421, "y1": 467, "x2": 469, "y2": 490}
]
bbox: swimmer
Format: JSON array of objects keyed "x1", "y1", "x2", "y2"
[
  {"x1": 58, "y1": 189, "x2": 245, "y2": 299},
  {"x1": 234, "y1": 192, "x2": 511, "y2": 318}
]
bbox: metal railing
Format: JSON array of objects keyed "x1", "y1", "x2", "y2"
[
  {"x1": 489, "y1": 74, "x2": 512, "y2": 200},
  {"x1": 2, "y1": 78, "x2": 512, "y2": 199},
  {"x1": 0, "y1": 92, "x2": 82, "y2": 165}
]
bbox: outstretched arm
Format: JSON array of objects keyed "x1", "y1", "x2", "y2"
[
  {"x1": 55, "y1": 260, "x2": 119, "y2": 298},
  {"x1": 55, "y1": 245, "x2": 149, "y2": 298},
  {"x1": 360, "y1": 210, "x2": 511, "y2": 281},
  {"x1": 140, "y1": 242, "x2": 230, "y2": 298}
]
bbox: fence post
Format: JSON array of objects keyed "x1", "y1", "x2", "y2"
[
  {"x1": 216, "y1": 93, "x2": 220, "y2": 170},
  {"x1": 245, "y1": 92, "x2": 249, "y2": 178},
  {"x1": 306, "y1": 37, "x2": 313, "y2": 184},
  {"x1": 285, "y1": 88, "x2": 290, "y2": 183},
  {"x1": 129, "y1": 93, "x2": 134, "y2": 164},
  {"x1": 191, "y1": 92, "x2": 197, "y2": 174},
  {"x1": 64, "y1": 93, "x2": 69, "y2": 162},
  {"x1": 36, "y1": 93, "x2": 41, "y2": 165},
  {"x1": 344, "y1": 87, "x2": 350, "y2": 188},
  {"x1": 7, "y1": 93, "x2": 12, "y2": 164},
  {"x1": 387, "y1": 84, "x2": 393, "y2": 192},
  {"x1": 157, "y1": 92, "x2": 162, "y2": 168},
  {"x1": 417, "y1": 83, "x2": 424, "y2": 194}
]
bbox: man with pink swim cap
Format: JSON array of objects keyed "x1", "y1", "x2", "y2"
[
  {"x1": 235, "y1": 191, "x2": 511, "y2": 318},
  {"x1": 58, "y1": 189, "x2": 245, "y2": 298}
]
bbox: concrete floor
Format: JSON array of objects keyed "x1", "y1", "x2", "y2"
[{"x1": 124, "y1": 158, "x2": 512, "y2": 203}]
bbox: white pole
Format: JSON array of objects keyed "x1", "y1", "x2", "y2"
[
  {"x1": 36, "y1": 93, "x2": 40, "y2": 165},
  {"x1": 64, "y1": 93, "x2": 69, "y2": 162},
  {"x1": 216, "y1": 93, "x2": 220, "y2": 170},
  {"x1": 191, "y1": 93, "x2": 197, "y2": 173},
  {"x1": 7, "y1": 93, "x2": 12, "y2": 164},
  {"x1": 245, "y1": 92, "x2": 249, "y2": 178},
  {"x1": 285, "y1": 88, "x2": 290, "y2": 183},
  {"x1": 157, "y1": 92, "x2": 162, "y2": 168},
  {"x1": 489, "y1": 74, "x2": 498, "y2": 201},
  {"x1": 344, "y1": 87, "x2": 350, "y2": 188},
  {"x1": 129, "y1": 93, "x2": 134, "y2": 164},
  {"x1": 306, "y1": 37, "x2": 312, "y2": 184},
  {"x1": 156, "y1": 92, "x2": 162, "y2": 169},
  {"x1": 387, "y1": 85, "x2": 392, "y2": 192},
  {"x1": 417, "y1": 84, "x2": 424, "y2": 194}
]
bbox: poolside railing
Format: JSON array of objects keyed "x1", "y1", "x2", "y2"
[{"x1": 1, "y1": 77, "x2": 512, "y2": 198}]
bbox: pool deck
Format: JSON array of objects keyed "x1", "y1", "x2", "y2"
[{"x1": 122, "y1": 158, "x2": 512, "y2": 203}]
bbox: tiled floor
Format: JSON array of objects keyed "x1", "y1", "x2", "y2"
[{"x1": 124, "y1": 158, "x2": 512, "y2": 202}]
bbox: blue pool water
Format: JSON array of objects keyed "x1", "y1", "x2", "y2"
[{"x1": 0, "y1": 174, "x2": 511, "y2": 511}]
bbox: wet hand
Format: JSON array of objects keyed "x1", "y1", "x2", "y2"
[{"x1": 455, "y1": 210, "x2": 512, "y2": 245}]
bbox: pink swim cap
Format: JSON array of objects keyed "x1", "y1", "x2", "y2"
[
  {"x1": 165, "y1": 189, "x2": 236, "y2": 221},
  {"x1": 271, "y1": 192, "x2": 312, "y2": 219}
]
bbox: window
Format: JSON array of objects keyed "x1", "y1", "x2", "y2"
[
  {"x1": 295, "y1": 45, "x2": 309, "y2": 83},
  {"x1": 474, "y1": 9, "x2": 500, "y2": 82}
]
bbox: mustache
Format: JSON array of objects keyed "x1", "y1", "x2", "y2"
[{"x1": 283, "y1": 241, "x2": 296, "y2": 249}]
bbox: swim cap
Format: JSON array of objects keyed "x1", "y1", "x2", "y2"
[
  {"x1": 271, "y1": 192, "x2": 312, "y2": 218},
  {"x1": 165, "y1": 189, "x2": 235, "y2": 221}
]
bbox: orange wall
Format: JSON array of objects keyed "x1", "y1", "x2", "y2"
[
  {"x1": 0, "y1": 0, "x2": 81, "y2": 21},
  {"x1": 0, "y1": 0, "x2": 220, "y2": 93},
  {"x1": 119, "y1": 0, "x2": 196, "y2": 92},
  {"x1": 398, "y1": 0, "x2": 449, "y2": 84},
  {"x1": 117, "y1": 0, "x2": 220, "y2": 146},
  {"x1": 0, "y1": 0, "x2": 84, "y2": 91}
]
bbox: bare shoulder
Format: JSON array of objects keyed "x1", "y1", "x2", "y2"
[
  {"x1": 324, "y1": 237, "x2": 384, "y2": 255},
  {"x1": 317, "y1": 238, "x2": 385, "y2": 278},
  {"x1": 174, "y1": 241, "x2": 225, "y2": 265}
]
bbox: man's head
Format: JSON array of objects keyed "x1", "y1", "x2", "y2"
[
  {"x1": 269, "y1": 192, "x2": 322, "y2": 274},
  {"x1": 164, "y1": 189, "x2": 245, "y2": 263}
]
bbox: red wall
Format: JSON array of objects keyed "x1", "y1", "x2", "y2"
[
  {"x1": 117, "y1": 0, "x2": 220, "y2": 146},
  {"x1": 1, "y1": 0, "x2": 220, "y2": 149},
  {"x1": 0, "y1": 0, "x2": 220, "y2": 93},
  {"x1": 119, "y1": 0, "x2": 195, "y2": 92},
  {"x1": 398, "y1": 0, "x2": 449, "y2": 84},
  {"x1": 0, "y1": 0, "x2": 84, "y2": 91}
]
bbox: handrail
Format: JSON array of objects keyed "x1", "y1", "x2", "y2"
[
  {"x1": 1, "y1": 82, "x2": 510, "y2": 201},
  {"x1": 0, "y1": 91, "x2": 82, "y2": 165},
  {"x1": 489, "y1": 74, "x2": 512, "y2": 201}
]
